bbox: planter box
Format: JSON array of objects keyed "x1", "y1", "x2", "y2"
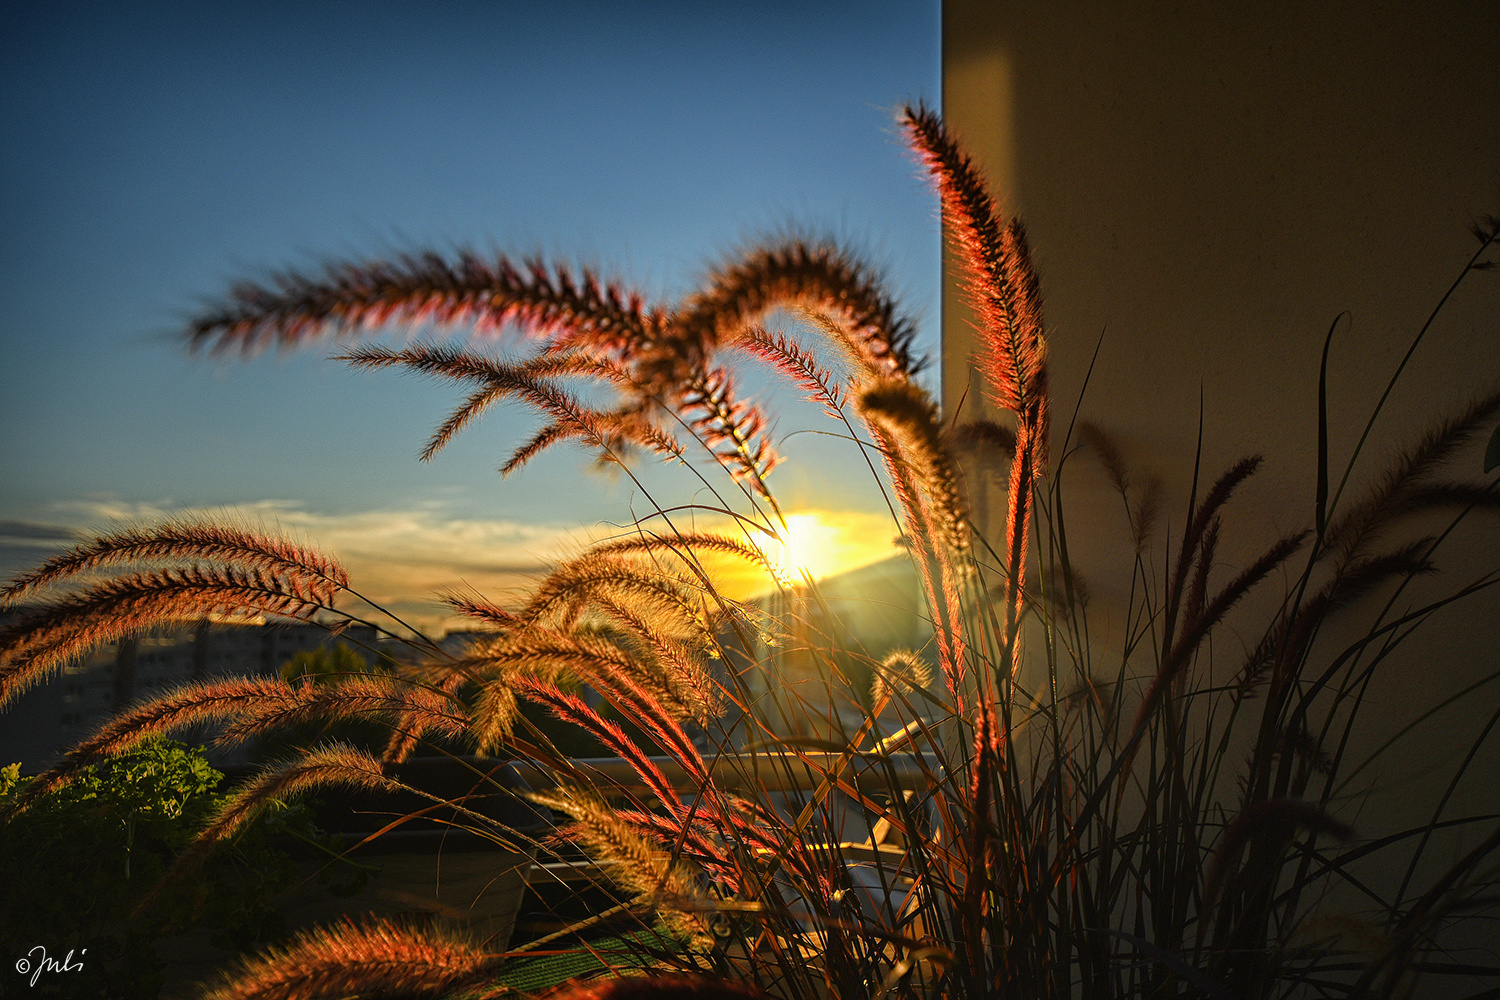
[
  {"x1": 278, "y1": 827, "x2": 536, "y2": 947},
  {"x1": 160, "y1": 759, "x2": 547, "y2": 998},
  {"x1": 282, "y1": 757, "x2": 550, "y2": 946}
]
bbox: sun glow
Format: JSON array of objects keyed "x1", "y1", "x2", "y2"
[
  {"x1": 761, "y1": 513, "x2": 857, "y2": 585},
  {"x1": 633, "y1": 508, "x2": 900, "y2": 601}
]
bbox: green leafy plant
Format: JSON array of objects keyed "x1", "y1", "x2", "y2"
[
  {"x1": 0, "y1": 739, "x2": 332, "y2": 998},
  {"x1": 1, "y1": 107, "x2": 1498, "y2": 1000}
]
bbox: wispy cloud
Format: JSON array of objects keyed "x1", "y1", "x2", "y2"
[
  {"x1": 0, "y1": 521, "x2": 92, "y2": 594},
  {"x1": 0, "y1": 520, "x2": 85, "y2": 543}
]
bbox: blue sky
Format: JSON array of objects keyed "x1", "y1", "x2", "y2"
[{"x1": 1, "y1": 2, "x2": 942, "y2": 626}]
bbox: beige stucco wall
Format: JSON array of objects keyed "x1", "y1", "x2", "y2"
[
  {"x1": 941, "y1": 0, "x2": 1500, "y2": 915},
  {"x1": 943, "y1": 2, "x2": 1498, "y2": 520}
]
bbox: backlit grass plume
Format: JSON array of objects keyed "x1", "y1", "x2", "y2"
[
  {"x1": 3, "y1": 104, "x2": 1499, "y2": 1000},
  {"x1": 0, "y1": 520, "x2": 348, "y2": 707},
  {"x1": 199, "y1": 916, "x2": 498, "y2": 1000}
]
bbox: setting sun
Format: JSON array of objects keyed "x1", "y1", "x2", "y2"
[
  {"x1": 700, "y1": 509, "x2": 902, "y2": 600},
  {"x1": 760, "y1": 512, "x2": 876, "y2": 585}
]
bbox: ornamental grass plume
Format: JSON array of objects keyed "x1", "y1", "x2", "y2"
[
  {"x1": 3, "y1": 105, "x2": 1499, "y2": 1000},
  {"x1": 199, "y1": 916, "x2": 499, "y2": 1000}
]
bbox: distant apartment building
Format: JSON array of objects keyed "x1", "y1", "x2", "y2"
[
  {"x1": 1, "y1": 552, "x2": 936, "y2": 771},
  {"x1": 0, "y1": 609, "x2": 377, "y2": 773}
]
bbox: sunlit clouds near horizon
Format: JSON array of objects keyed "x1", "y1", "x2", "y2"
[
  {"x1": 0, "y1": 499, "x2": 568, "y2": 630},
  {"x1": 0, "y1": 499, "x2": 906, "y2": 634}
]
